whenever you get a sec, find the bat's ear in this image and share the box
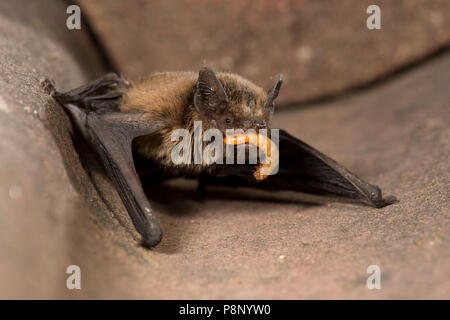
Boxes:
[264,75,284,118]
[194,67,228,119]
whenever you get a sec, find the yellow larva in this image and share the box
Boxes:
[223,132,279,181]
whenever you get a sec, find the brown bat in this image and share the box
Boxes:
[41,68,396,248]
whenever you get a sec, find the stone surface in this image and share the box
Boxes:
[78,0,450,106]
[0,0,106,79]
[0,0,113,299]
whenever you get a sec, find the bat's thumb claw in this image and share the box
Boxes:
[140,226,163,248]
[40,77,56,96]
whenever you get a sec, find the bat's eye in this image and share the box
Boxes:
[225,118,233,124]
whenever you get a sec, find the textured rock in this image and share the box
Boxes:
[78,0,450,106]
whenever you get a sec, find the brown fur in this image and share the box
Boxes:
[120,71,270,175]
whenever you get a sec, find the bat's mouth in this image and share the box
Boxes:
[223,132,279,181]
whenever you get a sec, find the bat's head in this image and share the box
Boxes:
[193,67,283,135]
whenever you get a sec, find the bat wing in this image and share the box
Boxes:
[204,129,396,208]
[42,75,166,247]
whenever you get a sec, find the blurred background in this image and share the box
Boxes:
[0,0,448,299]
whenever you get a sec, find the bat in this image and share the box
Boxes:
[41,68,396,248]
